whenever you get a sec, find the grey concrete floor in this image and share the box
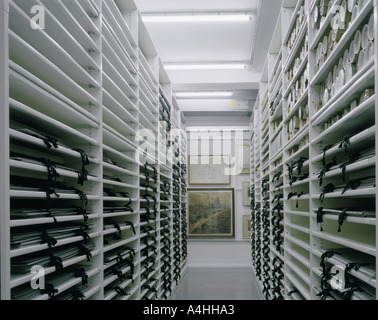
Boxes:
[171,268,263,300]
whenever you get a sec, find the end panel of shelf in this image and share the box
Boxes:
[375,0,378,300]
[0,0,10,300]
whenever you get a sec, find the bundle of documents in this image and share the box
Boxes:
[11,207,92,220]
[12,243,95,274]
[319,248,376,280]
[11,266,92,300]
[11,222,94,249]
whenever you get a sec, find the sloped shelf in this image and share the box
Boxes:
[285,90,308,124]
[311,0,374,82]
[312,95,375,143]
[9,230,102,258]
[33,267,102,301]
[63,0,100,35]
[9,32,98,110]
[10,249,101,288]
[312,230,376,257]
[10,1,100,87]
[283,0,306,46]
[9,159,99,183]
[312,125,376,163]
[9,128,101,164]
[285,262,311,299]
[283,25,308,76]
[310,210,376,227]
[311,61,375,123]
[309,0,343,50]
[9,71,100,131]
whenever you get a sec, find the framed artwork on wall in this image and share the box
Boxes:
[242,182,251,206]
[188,155,231,185]
[187,188,235,239]
[236,144,250,174]
[242,215,251,239]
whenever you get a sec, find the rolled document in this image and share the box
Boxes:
[351,4,358,22]
[357,49,365,72]
[361,24,369,50]
[354,29,361,54]
[368,14,374,40]
[347,0,356,13]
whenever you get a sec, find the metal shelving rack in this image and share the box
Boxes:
[0,0,187,300]
[250,0,377,300]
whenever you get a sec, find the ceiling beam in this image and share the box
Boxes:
[178,99,255,111]
[166,69,261,91]
[248,0,262,66]
[250,0,283,71]
[172,82,259,91]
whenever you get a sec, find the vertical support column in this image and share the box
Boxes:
[94,0,104,300]
[307,0,316,301]
[0,0,10,300]
[374,0,378,301]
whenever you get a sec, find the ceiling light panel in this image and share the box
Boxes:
[165,63,248,70]
[141,13,254,23]
[175,91,234,98]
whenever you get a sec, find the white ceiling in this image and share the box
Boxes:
[134,0,283,123]
[134,0,260,13]
[141,22,254,63]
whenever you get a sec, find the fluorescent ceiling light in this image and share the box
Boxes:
[175,91,234,98]
[165,63,248,70]
[142,13,254,23]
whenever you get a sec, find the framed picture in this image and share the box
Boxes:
[236,144,250,174]
[242,215,251,239]
[242,182,251,206]
[188,155,231,185]
[187,189,235,239]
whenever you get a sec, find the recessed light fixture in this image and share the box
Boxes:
[165,63,248,70]
[175,91,234,98]
[141,13,254,23]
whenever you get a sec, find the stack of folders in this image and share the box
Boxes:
[104,207,133,214]
[49,284,89,300]
[10,180,80,193]
[104,247,135,268]
[16,128,95,160]
[11,243,95,274]
[316,208,375,218]
[317,248,376,300]
[336,176,375,193]
[321,248,376,280]
[11,265,92,300]
[10,222,95,249]
[11,208,92,220]
[11,153,88,175]
[322,148,375,174]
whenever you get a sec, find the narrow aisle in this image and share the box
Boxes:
[172,268,263,300]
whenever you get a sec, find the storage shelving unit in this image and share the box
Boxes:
[250,0,377,300]
[0,0,187,300]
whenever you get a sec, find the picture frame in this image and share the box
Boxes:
[242,182,251,206]
[236,144,250,174]
[188,155,231,185]
[187,188,235,239]
[242,215,251,239]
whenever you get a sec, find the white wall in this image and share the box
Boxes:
[186,128,252,268]
[188,241,252,268]
[184,114,251,127]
